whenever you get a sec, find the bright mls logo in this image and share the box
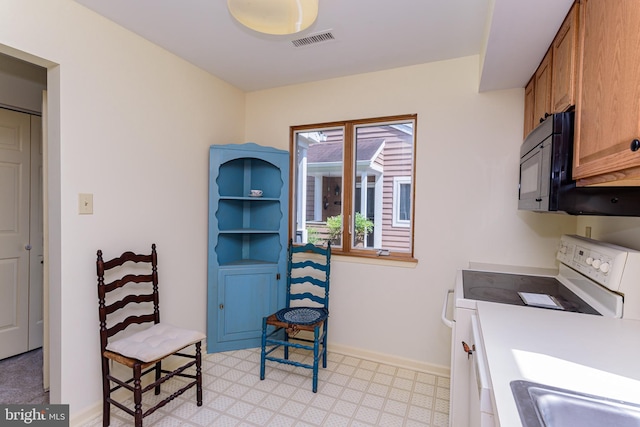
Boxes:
[0,405,68,426]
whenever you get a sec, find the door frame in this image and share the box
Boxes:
[0,47,60,401]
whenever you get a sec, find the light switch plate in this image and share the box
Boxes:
[78,193,93,215]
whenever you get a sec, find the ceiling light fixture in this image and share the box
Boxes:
[227,0,319,35]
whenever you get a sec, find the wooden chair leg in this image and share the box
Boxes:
[101,357,110,427]
[133,364,143,427]
[260,317,267,380]
[196,342,203,406]
[154,361,162,395]
[322,323,328,368]
[312,325,320,393]
[284,330,290,360]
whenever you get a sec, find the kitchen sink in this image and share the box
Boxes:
[510,380,640,427]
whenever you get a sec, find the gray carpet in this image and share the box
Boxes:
[0,348,49,404]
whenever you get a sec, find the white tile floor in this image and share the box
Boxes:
[82,347,450,426]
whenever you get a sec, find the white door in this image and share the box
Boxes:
[0,108,34,360]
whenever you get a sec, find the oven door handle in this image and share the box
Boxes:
[441,289,454,328]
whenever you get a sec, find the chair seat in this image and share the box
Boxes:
[105,323,206,363]
[274,307,328,325]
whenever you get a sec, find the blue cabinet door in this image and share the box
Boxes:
[210,264,278,352]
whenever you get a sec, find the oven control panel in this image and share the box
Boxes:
[557,235,631,290]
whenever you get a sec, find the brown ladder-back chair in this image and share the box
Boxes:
[96,244,205,427]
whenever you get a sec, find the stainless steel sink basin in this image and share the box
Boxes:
[511,380,640,427]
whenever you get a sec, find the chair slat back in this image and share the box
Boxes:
[286,241,331,309]
[96,244,160,352]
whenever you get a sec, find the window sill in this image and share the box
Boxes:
[331,253,418,268]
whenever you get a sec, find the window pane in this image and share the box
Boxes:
[400,183,411,221]
[293,129,344,247]
[354,122,414,252]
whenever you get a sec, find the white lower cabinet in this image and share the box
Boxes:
[449,306,496,427]
[449,306,472,427]
[469,315,496,427]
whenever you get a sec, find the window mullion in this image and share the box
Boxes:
[342,123,355,252]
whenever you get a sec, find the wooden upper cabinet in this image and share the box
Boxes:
[523,77,535,138]
[523,2,580,139]
[551,2,580,112]
[533,49,553,126]
[574,0,640,185]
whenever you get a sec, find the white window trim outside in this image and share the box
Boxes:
[393,176,411,228]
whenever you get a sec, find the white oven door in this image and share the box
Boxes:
[469,314,495,427]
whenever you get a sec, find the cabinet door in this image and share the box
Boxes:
[450,307,474,427]
[574,0,640,184]
[523,77,535,138]
[211,265,278,352]
[534,49,553,125]
[552,2,579,113]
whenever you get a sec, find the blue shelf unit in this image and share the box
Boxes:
[207,143,289,353]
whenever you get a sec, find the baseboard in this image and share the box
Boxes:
[327,343,451,377]
[70,400,103,427]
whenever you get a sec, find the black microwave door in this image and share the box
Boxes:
[519,138,551,211]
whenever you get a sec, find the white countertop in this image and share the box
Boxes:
[476,301,640,426]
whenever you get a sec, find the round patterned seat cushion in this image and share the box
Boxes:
[274,307,328,325]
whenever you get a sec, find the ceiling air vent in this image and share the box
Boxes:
[291,31,335,48]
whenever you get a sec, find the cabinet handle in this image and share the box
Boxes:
[219,304,224,310]
[462,341,475,359]
[631,139,640,152]
[535,198,543,202]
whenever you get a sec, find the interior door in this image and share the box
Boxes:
[0,108,31,360]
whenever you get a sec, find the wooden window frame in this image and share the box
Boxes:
[289,114,417,262]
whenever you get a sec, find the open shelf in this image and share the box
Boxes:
[216,199,282,232]
[217,157,283,199]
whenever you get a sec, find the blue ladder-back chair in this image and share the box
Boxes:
[260,240,331,392]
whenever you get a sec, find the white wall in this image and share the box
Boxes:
[577,217,640,250]
[245,55,578,370]
[0,0,245,421]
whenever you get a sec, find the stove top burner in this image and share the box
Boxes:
[462,270,600,315]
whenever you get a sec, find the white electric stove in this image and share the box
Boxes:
[442,234,640,427]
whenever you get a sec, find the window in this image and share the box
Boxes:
[393,176,411,227]
[291,114,416,260]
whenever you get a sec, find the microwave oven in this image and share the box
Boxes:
[518,112,640,216]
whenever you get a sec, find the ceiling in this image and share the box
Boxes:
[74,0,574,92]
